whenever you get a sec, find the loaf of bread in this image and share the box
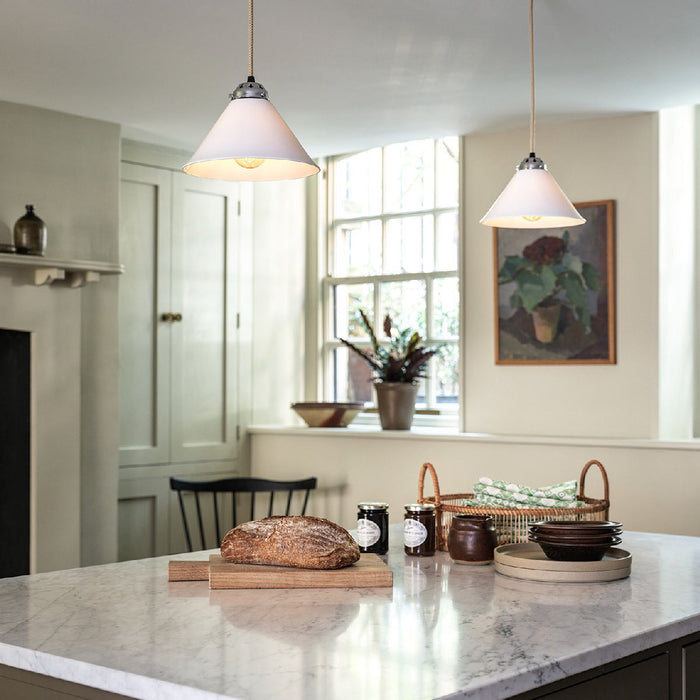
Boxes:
[220,516,360,570]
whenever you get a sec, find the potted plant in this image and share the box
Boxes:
[338,309,442,430]
[497,231,600,343]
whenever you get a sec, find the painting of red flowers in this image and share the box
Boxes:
[493,200,615,364]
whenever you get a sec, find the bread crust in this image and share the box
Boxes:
[220,516,361,569]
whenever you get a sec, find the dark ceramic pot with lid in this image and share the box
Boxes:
[447,514,498,565]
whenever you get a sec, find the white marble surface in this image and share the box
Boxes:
[0,527,699,700]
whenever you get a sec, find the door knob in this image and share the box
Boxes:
[161,312,174,322]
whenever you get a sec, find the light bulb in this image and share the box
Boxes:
[522,215,542,222]
[235,157,265,169]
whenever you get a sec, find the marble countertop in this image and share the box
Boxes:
[0,527,699,700]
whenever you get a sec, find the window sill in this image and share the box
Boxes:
[247,425,700,451]
[352,411,459,430]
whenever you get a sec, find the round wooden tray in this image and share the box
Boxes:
[494,543,632,582]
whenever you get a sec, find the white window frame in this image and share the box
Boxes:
[320,138,461,428]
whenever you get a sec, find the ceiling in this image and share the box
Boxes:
[1,0,699,159]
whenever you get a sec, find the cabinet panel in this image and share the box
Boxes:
[117,496,157,561]
[118,165,171,466]
[684,640,700,699]
[118,152,252,559]
[118,462,240,558]
[170,174,238,463]
[535,652,669,699]
[119,165,239,467]
[0,664,131,699]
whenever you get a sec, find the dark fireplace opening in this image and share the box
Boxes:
[0,329,30,577]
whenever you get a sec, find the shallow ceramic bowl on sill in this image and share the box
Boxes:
[291,402,365,428]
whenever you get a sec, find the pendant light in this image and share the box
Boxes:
[183,0,319,182]
[480,0,584,228]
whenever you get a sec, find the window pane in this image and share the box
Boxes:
[434,344,459,406]
[385,215,434,274]
[435,211,459,272]
[433,277,459,338]
[384,140,435,213]
[332,347,374,403]
[333,220,382,276]
[327,136,460,415]
[381,280,426,335]
[414,376,427,408]
[436,137,459,208]
[333,149,382,219]
[333,284,374,338]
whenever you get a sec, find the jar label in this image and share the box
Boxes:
[357,519,381,547]
[404,519,428,547]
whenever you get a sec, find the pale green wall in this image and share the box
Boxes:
[1,101,692,564]
[0,100,121,568]
[0,100,119,261]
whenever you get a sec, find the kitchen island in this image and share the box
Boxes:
[0,527,698,700]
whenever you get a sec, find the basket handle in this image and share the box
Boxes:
[418,462,442,507]
[579,459,610,519]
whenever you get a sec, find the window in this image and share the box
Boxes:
[322,137,460,418]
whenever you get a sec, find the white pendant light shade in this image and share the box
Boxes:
[480,163,585,229]
[183,0,318,182]
[480,0,584,229]
[183,95,319,182]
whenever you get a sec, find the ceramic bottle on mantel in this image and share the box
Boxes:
[13,204,47,256]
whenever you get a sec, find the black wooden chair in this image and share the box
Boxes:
[169,476,318,552]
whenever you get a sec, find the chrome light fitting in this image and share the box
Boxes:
[183,0,319,182]
[480,0,584,228]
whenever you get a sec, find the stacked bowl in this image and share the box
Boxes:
[528,520,623,561]
[291,402,365,428]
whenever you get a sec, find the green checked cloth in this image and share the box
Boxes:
[468,477,585,509]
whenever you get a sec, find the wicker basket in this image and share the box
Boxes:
[417,460,610,550]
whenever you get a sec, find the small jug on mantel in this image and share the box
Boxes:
[13,204,47,256]
[447,514,498,565]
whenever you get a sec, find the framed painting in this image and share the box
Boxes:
[493,200,616,364]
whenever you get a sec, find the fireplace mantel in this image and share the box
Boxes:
[0,252,123,287]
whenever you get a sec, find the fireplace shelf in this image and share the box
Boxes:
[0,253,124,287]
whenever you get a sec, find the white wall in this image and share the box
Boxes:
[658,106,698,439]
[0,100,120,569]
[250,179,308,424]
[250,113,700,539]
[463,113,659,438]
[250,429,700,538]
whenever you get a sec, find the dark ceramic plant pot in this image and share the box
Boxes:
[374,382,418,430]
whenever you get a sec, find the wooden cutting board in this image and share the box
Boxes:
[168,553,393,589]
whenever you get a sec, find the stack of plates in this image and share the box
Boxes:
[494,543,632,582]
[528,520,623,562]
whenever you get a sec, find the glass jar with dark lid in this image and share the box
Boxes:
[357,502,389,554]
[404,503,436,556]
